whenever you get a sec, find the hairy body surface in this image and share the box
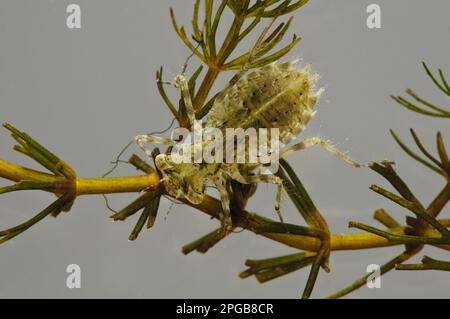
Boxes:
[136,60,361,232]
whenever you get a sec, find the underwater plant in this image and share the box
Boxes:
[0,1,448,298]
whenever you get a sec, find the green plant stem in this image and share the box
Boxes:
[349,221,448,245]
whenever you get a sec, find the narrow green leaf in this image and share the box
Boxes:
[422,62,450,96]
[254,256,315,283]
[302,246,325,299]
[0,180,57,195]
[438,69,450,94]
[227,17,294,69]
[436,132,449,166]
[326,251,412,298]
[129,208,152,241]
[156,67,180,122]
[110,191,157,221]
[146,193,161,229]
[254,221,325,238]
[170,8,206,63]
[248,35,301,69]
[237,15,262,42]
[192,0,202,42]
[370,185,450,238]
[182,228,227,254]
[196,91,220,119]
[391,95,450,118]
[0,192,74,243]
[281,165,315,211]
[188,65,204,97]
[390,129,443,175]
[409,128,444,169]
[4,123,76,179]
[405,89,450,115]
[263,0,309,18]
[210,0,229,59]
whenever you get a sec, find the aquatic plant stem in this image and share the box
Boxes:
[2,158,448,253]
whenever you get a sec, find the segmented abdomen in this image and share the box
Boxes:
[205,60,320,145]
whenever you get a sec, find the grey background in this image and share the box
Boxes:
[0,0,449,298]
